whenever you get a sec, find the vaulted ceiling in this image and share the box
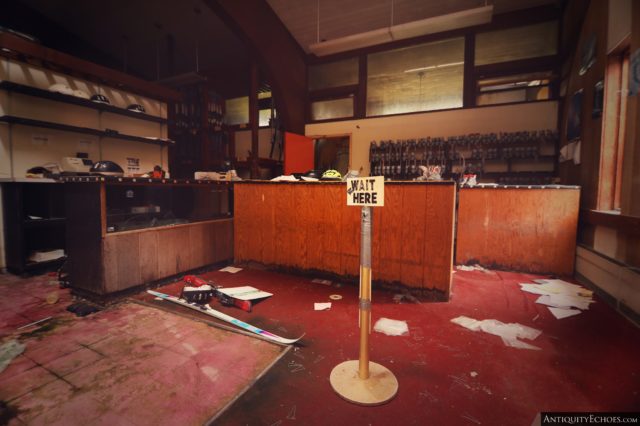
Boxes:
[7,0,559,84]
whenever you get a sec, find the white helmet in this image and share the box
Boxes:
[48,83,74,96]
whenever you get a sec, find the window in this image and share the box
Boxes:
[225,96,248,125]
[599,50,629,211]
[367,37,464,116]
[225,92,276,127]
[475,21,558,66]
[476,71,554,106]
[311,97,354,121]
[308,58,359,91]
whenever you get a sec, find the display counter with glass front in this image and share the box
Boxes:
[63,176,233,298]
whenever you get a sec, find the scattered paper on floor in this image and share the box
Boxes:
[519,279,594,318]
[0,340,26,373]
[548,307,581,319]
[218,286,272,301]
[374,318,409,336]
[314,302,331,311]
[456,264,489,272]
[451,316,541,350]
[219,266,242,273]
[311,278,332,286]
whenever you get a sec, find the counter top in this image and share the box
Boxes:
[60,176,231,186]
[234,179,456,186]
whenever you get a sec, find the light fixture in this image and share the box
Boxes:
[309,5,493,57]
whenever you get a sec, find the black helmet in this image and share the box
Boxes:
[127,103,145,113]
[303,169,323,179]
[91,94,110,104]
[90,161,124,177]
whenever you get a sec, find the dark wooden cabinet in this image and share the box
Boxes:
[1,180,66,274]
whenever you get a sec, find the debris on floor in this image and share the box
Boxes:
[392,289,421,304]
[0,340,25,373]
[16,316,53,331]
[374,318,409,336]
[66,302,101,317]
[314,302,331,311]
[451,316,542,350]
[311,278,332,286]
[219,266,243,273]
[519,279,594,318]
[218,286,273,301]
[456,264,490,272]
[329,294,342,300]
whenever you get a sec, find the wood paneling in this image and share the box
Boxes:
[100,219,233,294]
[456,188,580,275]
[234,182,456,295]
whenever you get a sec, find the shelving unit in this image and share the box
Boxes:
[0,81,168,124]
[0,116,174,146]
[168,83,229,179]
[1,180,66,274]
[369,130,558,184]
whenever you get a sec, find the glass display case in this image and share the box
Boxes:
[105,183,230,233]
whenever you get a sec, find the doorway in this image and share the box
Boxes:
[313,136,350,175]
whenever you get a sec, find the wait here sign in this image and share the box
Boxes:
[346,176,384,207]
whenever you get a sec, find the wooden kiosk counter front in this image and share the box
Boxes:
[234,181,456,299]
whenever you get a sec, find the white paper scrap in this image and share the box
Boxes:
[270,175,298,182]
[219,266,243,273]
[314,302,331,311]
[451,316,541,350]
[311,278,332,286]
[548,307,582,319]
[301,176,318,182]
[218,286,272,301]
[374,318,409,336]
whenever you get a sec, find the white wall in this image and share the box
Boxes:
[305,101,559,175]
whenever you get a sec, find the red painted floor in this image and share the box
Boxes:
[138,266,640,426]
[2,267,639,425]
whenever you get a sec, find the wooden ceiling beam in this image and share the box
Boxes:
[204,0,307,134]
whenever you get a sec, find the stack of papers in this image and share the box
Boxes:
[519,279,594,319]
[218,286,272,301]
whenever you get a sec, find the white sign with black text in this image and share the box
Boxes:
[346,176,384,207]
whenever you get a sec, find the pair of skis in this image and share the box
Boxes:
[147,290,303,345]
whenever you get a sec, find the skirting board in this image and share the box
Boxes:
[575,245,640,326]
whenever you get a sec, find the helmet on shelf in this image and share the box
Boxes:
[48,83,74,96]
[321,169,342,181]
[90,161,124,177]
[90,94,110,104]
[72,89,90,99]
[127,103,145,113]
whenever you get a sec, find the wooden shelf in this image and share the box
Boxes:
[0,81,167,124]
[23,218,66,228]
[0,115,174,146]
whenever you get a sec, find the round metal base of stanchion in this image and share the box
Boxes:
[330,360,398,406]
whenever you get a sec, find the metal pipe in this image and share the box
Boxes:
[358,206,372,379]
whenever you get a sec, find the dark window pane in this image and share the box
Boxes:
[309,58,359,91]
[475,21,558,66]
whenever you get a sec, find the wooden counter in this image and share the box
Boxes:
[65,179,233,298]
[456,186,580,275]
[234,181,456,297]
